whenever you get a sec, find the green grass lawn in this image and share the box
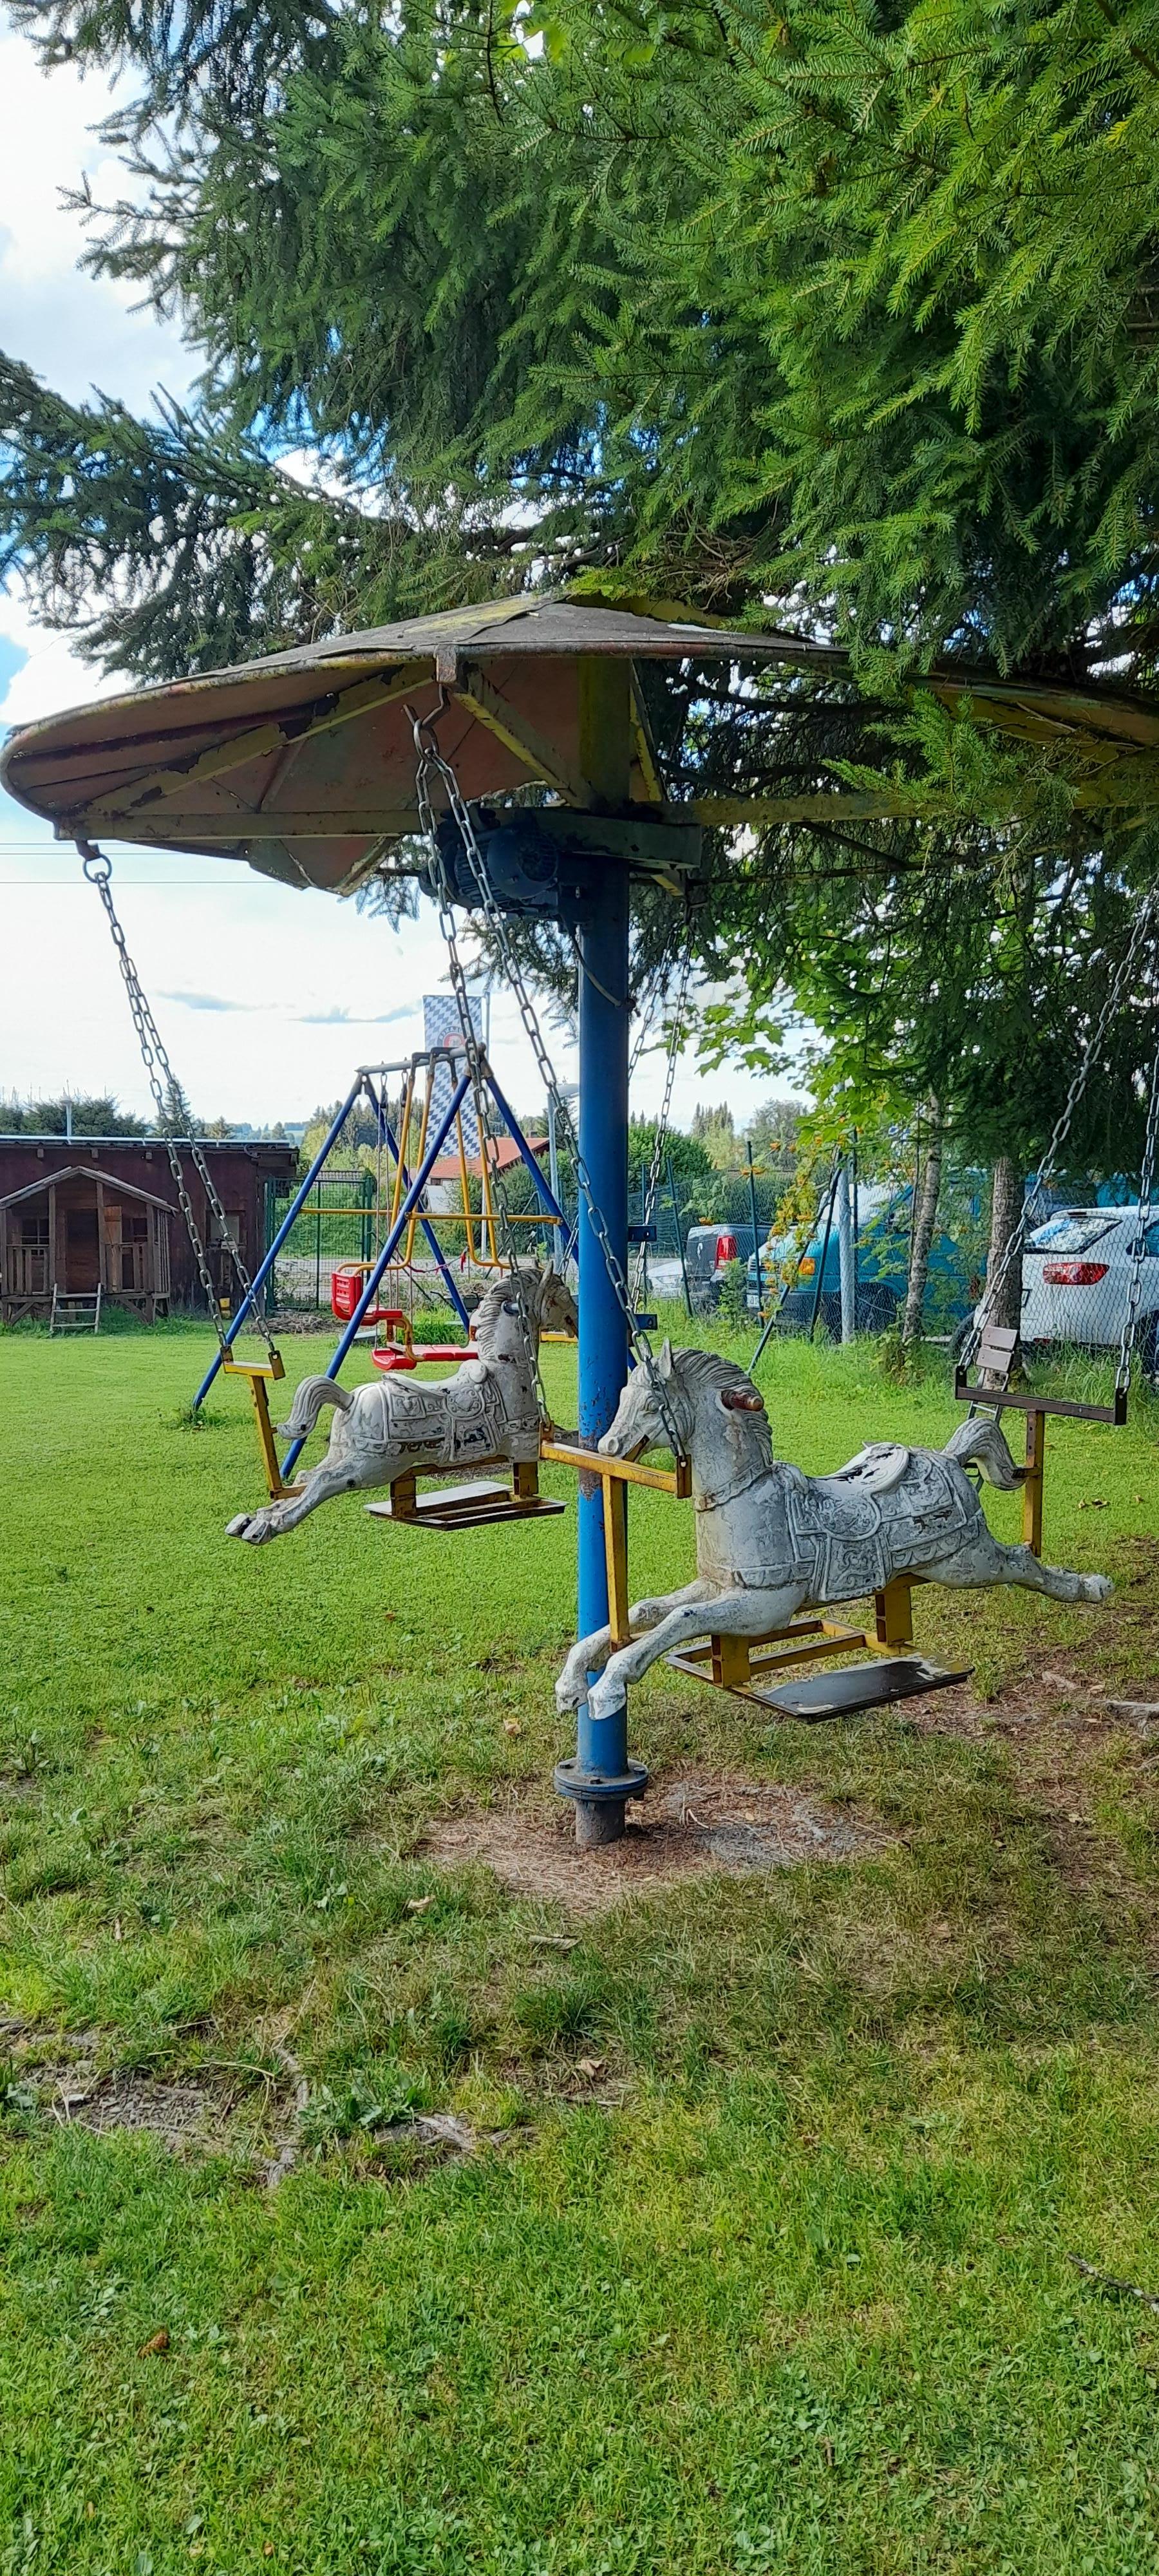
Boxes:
[3,1316,1159,2572]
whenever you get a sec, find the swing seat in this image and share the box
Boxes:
[760,1656,972,1721]
[365,1459,567,1528]
[332,1264,417,1332]
[370,1332,474,1370]
[331,1262,375,1322]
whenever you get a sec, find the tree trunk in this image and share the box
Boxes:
[982,1152,1024,1375]
[901,1110,943,1347]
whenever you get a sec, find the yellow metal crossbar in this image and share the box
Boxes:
[539,1437,692,1497]
[220,1350,296,1501]
[538,1439,693,1649]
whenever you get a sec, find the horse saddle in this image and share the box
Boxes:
[786,1445,973,1600]
[384,1365,508,1464]
[825,1441,912,1495]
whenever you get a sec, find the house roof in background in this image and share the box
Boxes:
[0,1163,177,1211]
[429,1135,549,1182]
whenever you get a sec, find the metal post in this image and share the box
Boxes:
[667,1152,693,1318]
[279,1071,471,1479]
[808,1160,840,1341]
[193,1074,366,1410]
[563,660,643,1849]
[837,1157,855,1343]
[746,1138,762,1314]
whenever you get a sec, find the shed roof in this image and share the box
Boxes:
[0,1164,177,1213]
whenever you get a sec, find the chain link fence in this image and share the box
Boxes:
[260,1155,1159,1397]
[265,1170,377,1312]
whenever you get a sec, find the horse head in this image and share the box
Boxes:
[473,1263,576,1361]
[598,1339,685,1461]
[532,1264,578,1340]
[599,1342,768,1470]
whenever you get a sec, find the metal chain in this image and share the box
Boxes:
[1116,956,1159,1393]
[628,962,664,1086]
[410,724,688,1461]
[630,927,693,1305]
[78,840,277,1358]
[963,892,1159,1374]
[411,759,550,1426]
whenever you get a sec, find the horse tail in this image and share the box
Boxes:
[942,1414,1019,1490]
[278,1376,353,1439]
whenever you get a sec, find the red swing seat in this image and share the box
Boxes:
[331,1265,471,1368]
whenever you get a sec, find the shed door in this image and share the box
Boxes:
[113,1204,150,1292]
[65,1205,99,1291]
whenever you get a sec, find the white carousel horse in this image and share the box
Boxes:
[227,1267,576,1545]
[556,1342,1111,1721]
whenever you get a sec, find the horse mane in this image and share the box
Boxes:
[671,1347,754,1399]
[471,1267,543,1354]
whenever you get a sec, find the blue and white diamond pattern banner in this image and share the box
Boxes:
[424,992,489,1155]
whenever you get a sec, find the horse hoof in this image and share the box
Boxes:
[1087,1573,1113,1602]
[587,1681,628,1724]
[555,1678,583,1714]
[225,1515,252,1539]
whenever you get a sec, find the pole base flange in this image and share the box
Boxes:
[554,1757,648,1806]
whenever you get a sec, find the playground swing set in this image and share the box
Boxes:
[326,1038,581,1372]
[6,597,1153,1844]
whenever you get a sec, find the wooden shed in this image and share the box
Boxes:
[0,1164,174,1326]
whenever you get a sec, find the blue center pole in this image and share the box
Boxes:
[552,660,644,1846]
[556,855,647,1844]
[577,858,629,1651]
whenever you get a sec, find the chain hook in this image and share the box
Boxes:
[77,837,112,887]
[406,692,448,764]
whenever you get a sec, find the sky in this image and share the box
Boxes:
[0,26,797,1135]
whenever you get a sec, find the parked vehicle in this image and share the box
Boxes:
[746,1183,975,1337]
[1020,1206,1159,1372]
[684,1221,759,1312]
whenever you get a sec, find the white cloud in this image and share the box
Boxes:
[158,988,265,1015]
[0,31,196,413]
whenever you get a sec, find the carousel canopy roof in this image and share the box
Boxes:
[3,592,1159,893]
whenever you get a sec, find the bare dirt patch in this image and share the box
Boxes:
[7,2036,299,2166]
[14,2057,238,2146]
[421,1771,887,1914]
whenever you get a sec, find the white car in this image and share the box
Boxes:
[1020,1206,1159,1374]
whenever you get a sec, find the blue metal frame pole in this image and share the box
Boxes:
[363,1077,472,1329]
[563,855,645,1845]
[576,862,630,1646]
[279,1070,471,1479]
[482,1066,567,1227]
[551,660,643,1847]
[192,1073,366,1411]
